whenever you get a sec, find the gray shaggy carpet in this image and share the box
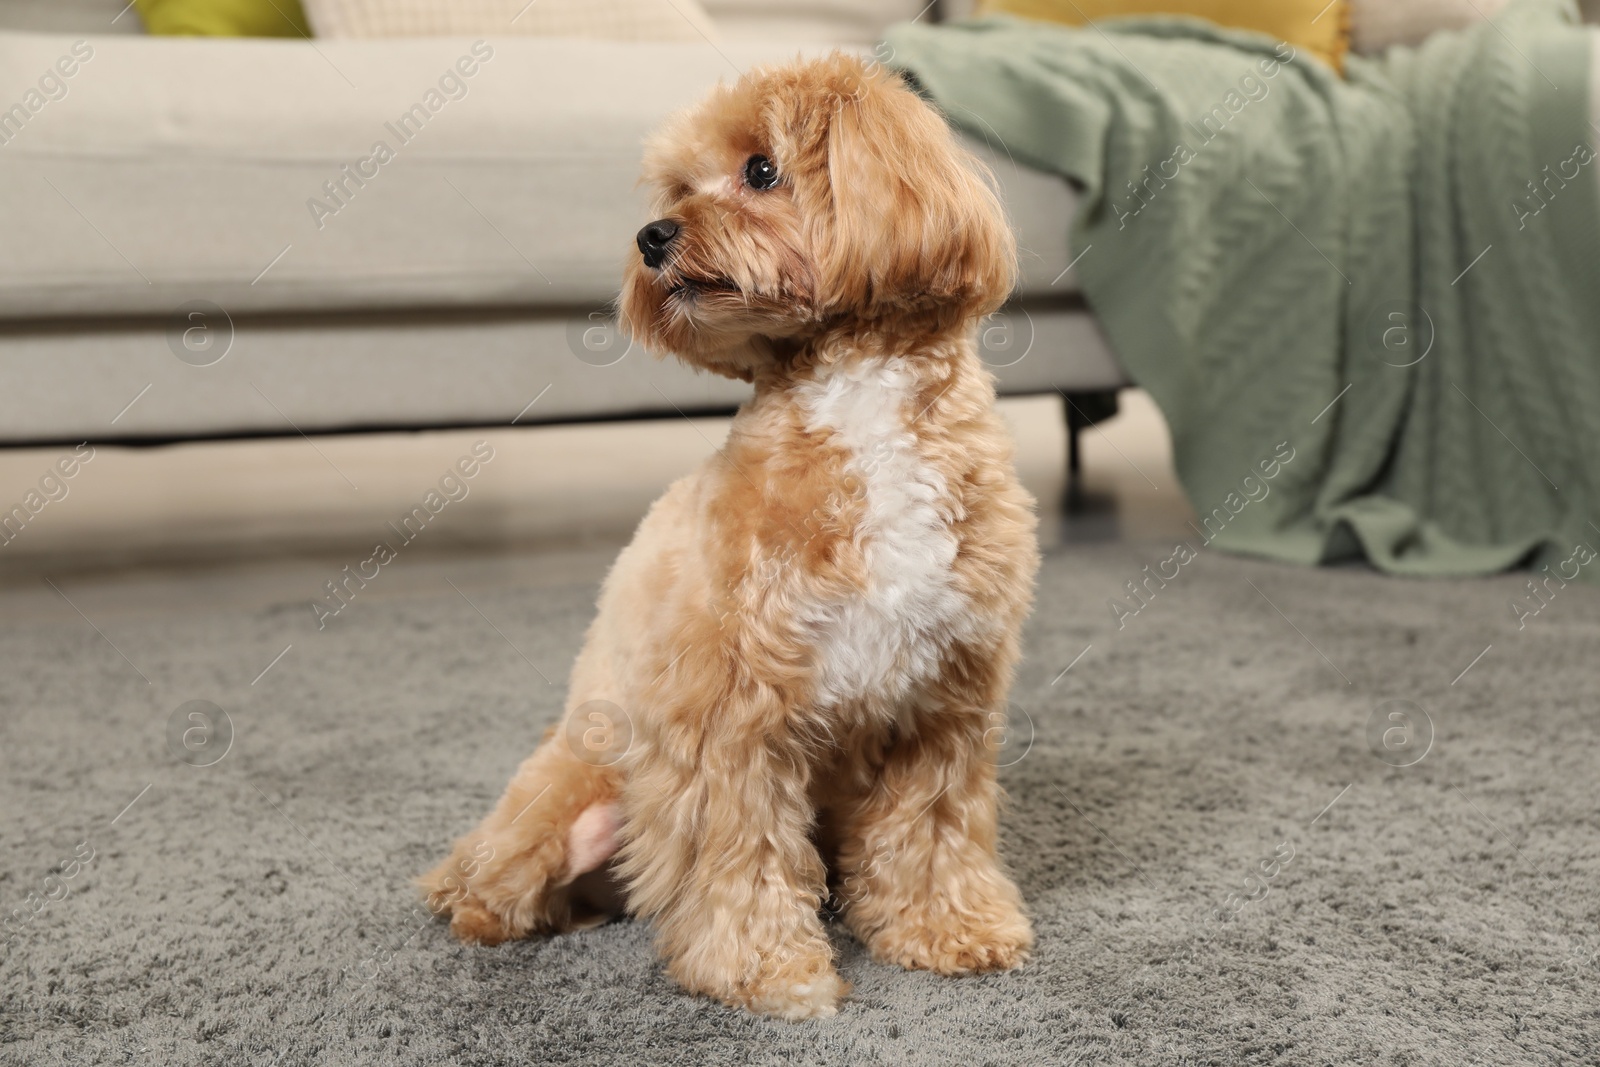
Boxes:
[2,541,1597,1066]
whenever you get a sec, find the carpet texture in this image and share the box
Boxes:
[2,542,1597,1065]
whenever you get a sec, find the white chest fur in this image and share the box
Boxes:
[793,359,974,709]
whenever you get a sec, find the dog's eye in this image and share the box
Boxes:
[744,154,780,190]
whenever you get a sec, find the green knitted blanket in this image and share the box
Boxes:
[887,0,1600,582]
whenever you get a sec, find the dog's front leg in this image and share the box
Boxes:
[834,701,1033,976]
[619,710,844,1020]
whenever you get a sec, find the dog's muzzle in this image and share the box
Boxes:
[636,219,679,270]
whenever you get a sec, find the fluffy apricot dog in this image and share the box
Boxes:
[422,53,1039,1020]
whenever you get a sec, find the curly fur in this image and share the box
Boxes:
[421,53,1040,1020]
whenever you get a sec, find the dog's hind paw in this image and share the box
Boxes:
[439,895,520,946]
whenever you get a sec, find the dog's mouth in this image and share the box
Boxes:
[666,276,740,298]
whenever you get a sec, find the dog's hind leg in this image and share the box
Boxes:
[419,726,622,944]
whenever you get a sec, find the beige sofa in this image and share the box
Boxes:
[0,0,1125,445]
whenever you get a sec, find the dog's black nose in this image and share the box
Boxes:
[636,219,679,269]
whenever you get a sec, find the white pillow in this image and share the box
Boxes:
[1349,0,1512,54]
[303,0,721,42]
[701,0,933,44]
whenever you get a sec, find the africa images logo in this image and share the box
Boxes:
[0,41,94,149]
[306,42,494,231]
[309,441,496,629]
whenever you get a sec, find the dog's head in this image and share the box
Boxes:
[619,54,1017,381]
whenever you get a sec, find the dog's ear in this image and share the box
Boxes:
[813,67,1017,324]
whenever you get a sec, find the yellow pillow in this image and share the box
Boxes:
[135,0,312,36]
[975,0,1350,72]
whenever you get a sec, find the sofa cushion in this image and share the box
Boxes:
[702,0,933,43]
[1348,0,1511,54]
[0,0,144,33]
[0,32,1079,322]
[301,0,721,42]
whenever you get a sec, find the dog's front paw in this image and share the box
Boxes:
[738,967,850,1021]
[674,940,848,1020]
[862,907,1033,976]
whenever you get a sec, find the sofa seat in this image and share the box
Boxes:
[0,29,1119,442]
[0,32,1085,322]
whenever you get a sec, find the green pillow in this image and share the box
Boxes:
[134,0,311,36]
